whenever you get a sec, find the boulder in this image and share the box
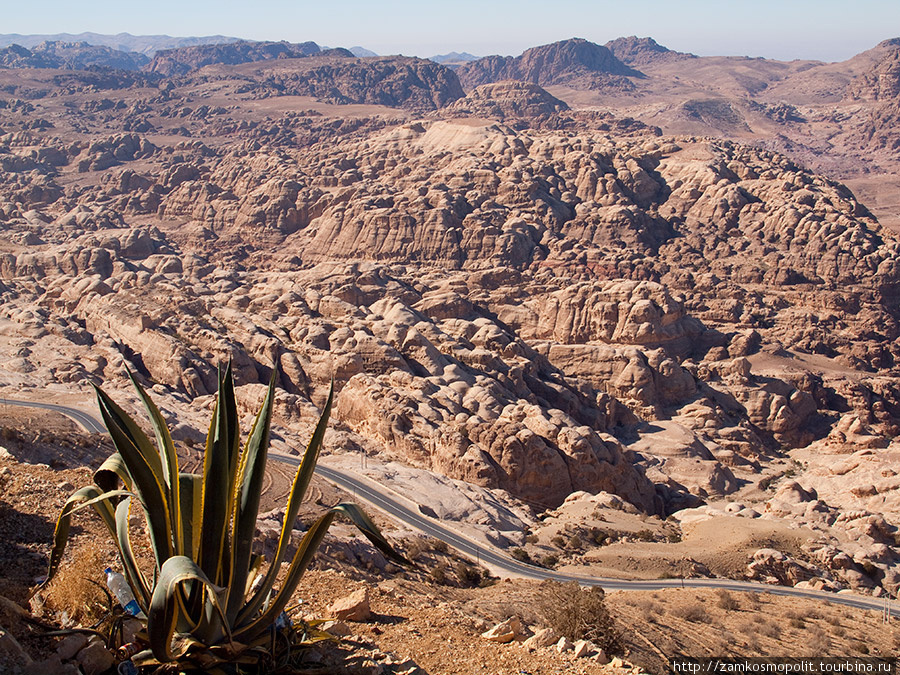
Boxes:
[326,588,371,622]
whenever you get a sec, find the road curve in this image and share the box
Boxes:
[6,398,898,617]
[0,397,106,434]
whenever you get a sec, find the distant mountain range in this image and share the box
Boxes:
[430,51,479,64]
[0,32,240,56]
[0,41,150,71]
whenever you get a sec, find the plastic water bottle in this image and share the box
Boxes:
[105,568,146,619]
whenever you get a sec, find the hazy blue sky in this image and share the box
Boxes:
[3,0,898,62]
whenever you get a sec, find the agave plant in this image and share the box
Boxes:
[40,364,404,672]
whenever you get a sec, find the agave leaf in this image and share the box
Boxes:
[93,384,165,485]
[178,473,202,561]
[58,489,133,515]
[127,368,183,554]
[227,370,276,622]
[115,497,152,609]
[329,502,409,566]
[234,508,337,640]
[235,502,405,640]
[198,365,239,586]
[39,485,118,592]
[147,556,230,663]
[236,382,333,625]
[93,452,131,494]
[95,386,173,565]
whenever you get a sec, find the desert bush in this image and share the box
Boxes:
[41,365,405,672]
[405,536,431,560]
[566,534,583,550]
[673,603,710,623]
[536,581,621,654]
[524,533,538,544]
[510,548,531,563]
[430,562,448,585]
[455,562,482,587]
[634,529,655,542]
[808,627,830,653]
[541,554,559,568]
[715,589,740,611]
[786,609,805,628]
[550,535,566,549]
[746,593,763,610]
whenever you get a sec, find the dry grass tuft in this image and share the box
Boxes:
[43,542,108,624]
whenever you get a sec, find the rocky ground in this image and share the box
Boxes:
[0,33,900,673]
[0,411,898,674]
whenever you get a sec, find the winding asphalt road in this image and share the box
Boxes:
[6,396,898,617]
[0,397,106,434]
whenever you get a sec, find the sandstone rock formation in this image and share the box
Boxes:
[456,38,641,91]
[604,36,696,66]
[0,41,150,70]
[444,82,569,120]
[0,43,899,548]
[146,39,325,76]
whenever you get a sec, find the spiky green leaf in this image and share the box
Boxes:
[127,368,183,554]
[147,556,229,663]
[227,370,276,621]
[236,382,333,625]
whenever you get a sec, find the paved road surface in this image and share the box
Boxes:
[7,397,898,617]
[0,397,105,434]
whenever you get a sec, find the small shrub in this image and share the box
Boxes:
[667,530,683,543]
[634,529,655,542]
[747,593,763,610]
[525,534,539,544]
[430,562,448,584]
[510,548,531,563]
[550,535,566,549]
[541,554,559,568]
[455,562,482,587]
[786,609,805,628]
[566,534,583,550]
[716,589,740,611]
[431,539,449,554]
[809,627,830,653]
[406,536,430,560]
[673,603,710,623]
[536,581,621,654]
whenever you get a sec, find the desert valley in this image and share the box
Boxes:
[0,30,898,674]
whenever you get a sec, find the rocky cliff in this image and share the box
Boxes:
[456,38,641,91]
[146,40,326,76]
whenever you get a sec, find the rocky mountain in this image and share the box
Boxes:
[145,40,327,77]
[349,46,378,58]
[604,36,695,66]
[444,81,569,120]
[0,32,240,56]
[0,41,149,70]
[455,38,641,91]
[211,55,465,111]
[845,40,900,101]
